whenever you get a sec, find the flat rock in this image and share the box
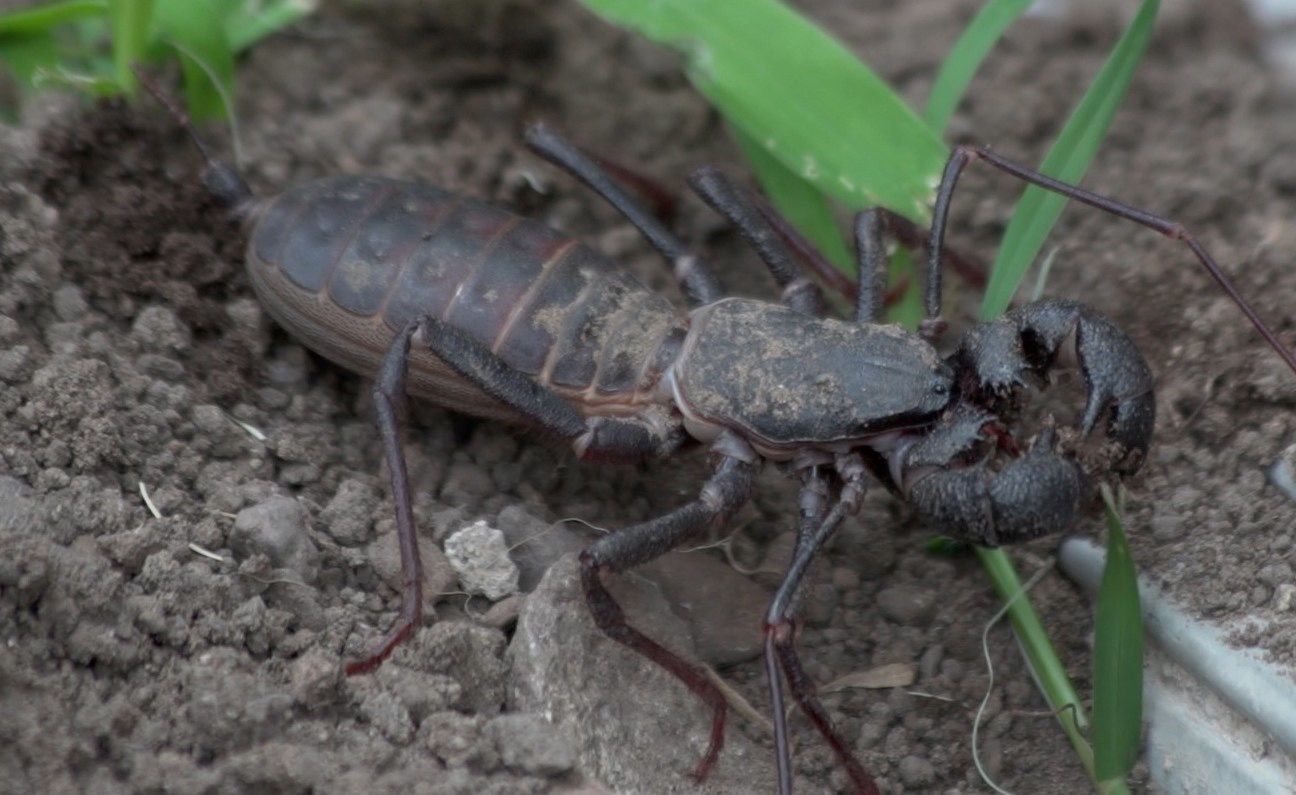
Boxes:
[508,555,775,794]
[642,551,769,667]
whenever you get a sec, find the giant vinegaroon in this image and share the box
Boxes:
[138,71,1296,795]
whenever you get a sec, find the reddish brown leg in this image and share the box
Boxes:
[346,322,426,675]
[749,195,987,312]
[348,316,686,674]
[688,166,827,317]
[581,453,757,780]
[526,124,725,306]
[582,149,680,225]
[765,458,878,795]
[928,144,1296,376]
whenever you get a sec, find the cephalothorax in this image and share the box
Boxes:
[140,71,1296,795]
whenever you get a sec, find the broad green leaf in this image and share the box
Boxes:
[109,0,153,93]
[732,124,853,273]
[0,30,60,86]
[0,0,106,35]
[924,0,1035,133]
[579,0,947,221]
[885,246,923,327]
[981,0,1159,319]
[1093,486,1143,785]
[226,0,314,53]
[154,0,235,120]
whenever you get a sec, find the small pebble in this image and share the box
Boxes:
[876,584,938,626]
[897,755,936,788]
[319,479,377,547]
[1275,583,1296,611]
[358,689,414,746]
[1268,443,1296,503]
[290,651,339,710]
[0,346,32,382]
[229,496,320,584]
[52,284,88,321]
[486,713,575,777]
[444,520,519,601]
[131,305,191,353]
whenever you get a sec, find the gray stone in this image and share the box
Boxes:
[52,284,87,321]
[358,688,414,746]
[131,305,191,353]
[365,530,457,615]
[229,496,320,585]
[319,479,377,547]
[642,550,769,666]
[897,754,936,788]
[0,345,32,383]
[444,520,520,600]
[408,621,508,715]
[485,713,576,777]
[0,476,41,533]
[508,555,774,793]
[423,712,491,769]
[289,650,339,711]
[496,505,584,591]
[876,584,938,626]
[381,668,462,723]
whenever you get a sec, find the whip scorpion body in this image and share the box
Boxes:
[141,71,1296,794]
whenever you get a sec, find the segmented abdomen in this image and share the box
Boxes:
[245,175,684,417]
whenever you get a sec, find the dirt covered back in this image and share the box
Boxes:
[2,1,1296,793]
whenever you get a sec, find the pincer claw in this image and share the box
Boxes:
[905,429,1088,546]
[902,299,1155,544]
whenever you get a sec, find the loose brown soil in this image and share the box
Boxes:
[3,1,1296,793]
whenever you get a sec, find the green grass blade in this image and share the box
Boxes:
[976,548,1092,734]
[0,1,106,35]
[225,0,314,53]
[1093,486,1143,787]
[731,124,853,273]
[578,0,947,221]
[885,247,923,327]
[924,0,1035,133]
[31,67,119,95]
[0,29,60,86]
[108,0,152,94]
[980,0,1158,319]
[964,6,1157,791]
[154,0,235,120]
[733,122,925,326]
